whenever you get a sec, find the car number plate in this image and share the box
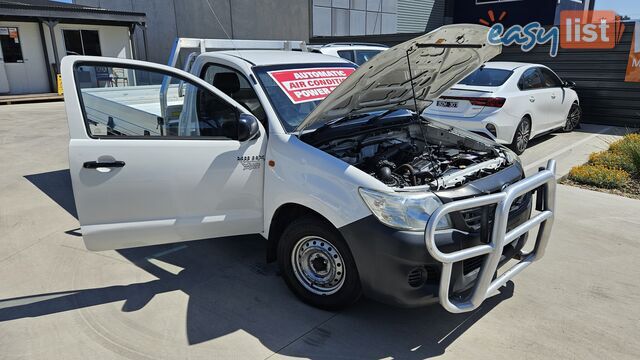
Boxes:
[437,100,458,108]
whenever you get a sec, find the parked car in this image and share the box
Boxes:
[60,24,557,312]
[423,62,581,154]
[310,42,388,65]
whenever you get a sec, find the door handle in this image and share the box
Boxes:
[551,94,557,99]
[529,96,536,103]
[83,160,125,169]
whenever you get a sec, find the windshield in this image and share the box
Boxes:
[253,63,357,132]
[458,67,513,87]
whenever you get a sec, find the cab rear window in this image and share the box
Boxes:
[458,68,513,87]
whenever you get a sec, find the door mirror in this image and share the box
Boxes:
[238,113,260,142]
[563,81,576,89]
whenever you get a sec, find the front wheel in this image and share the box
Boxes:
[563,103,581,132]
[277,216,362,310]
[509,117,531,155]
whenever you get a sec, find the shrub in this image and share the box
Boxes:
[588,151,635,173]
[568,165,630,189]
[609,133,640,154]
[609,134,640,176]
[621,142,640,176]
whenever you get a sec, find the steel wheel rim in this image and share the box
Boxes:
[516,120,530,153]
[291,236,346,295]
[565,105,581,130]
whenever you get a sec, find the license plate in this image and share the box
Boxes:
[437,100,458,108]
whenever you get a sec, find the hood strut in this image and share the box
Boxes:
[406,48,433,160]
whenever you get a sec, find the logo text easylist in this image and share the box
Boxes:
[488,10,624,57]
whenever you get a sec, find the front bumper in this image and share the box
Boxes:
[339,161,556,310]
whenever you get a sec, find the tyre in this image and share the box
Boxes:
[509,117,531,155]
[277,215,362,310]
[562,103,581,132]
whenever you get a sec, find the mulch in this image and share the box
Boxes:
[560,177,640,200]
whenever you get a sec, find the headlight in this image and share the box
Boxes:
[359,188,451,231]
[503,147,521,166]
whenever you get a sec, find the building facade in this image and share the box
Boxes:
[74,0,311,64]
[74,0,452,63]
[453,0,596,28]
[311,0,448,37]
[0,0,144,95]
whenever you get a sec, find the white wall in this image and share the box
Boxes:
[0,21,49,94]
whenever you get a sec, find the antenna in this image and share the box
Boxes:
[205,0,239,54]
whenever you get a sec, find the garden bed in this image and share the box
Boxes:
[560,133,640,199]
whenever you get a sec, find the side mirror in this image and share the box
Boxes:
[563,81,576,89]
[238,113,260,142]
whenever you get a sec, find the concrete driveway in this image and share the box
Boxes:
[1,102,638,359]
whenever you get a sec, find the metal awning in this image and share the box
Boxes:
[0,0,145,25]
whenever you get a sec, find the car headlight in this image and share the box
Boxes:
[359,188,451,231]
[503,147,521,166]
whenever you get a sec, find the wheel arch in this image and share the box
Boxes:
[266,203,339,263]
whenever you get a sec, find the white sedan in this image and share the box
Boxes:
[423,62,581,154]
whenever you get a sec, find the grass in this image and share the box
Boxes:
[566,133,640,196]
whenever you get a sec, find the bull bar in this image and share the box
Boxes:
[425,160,557,313]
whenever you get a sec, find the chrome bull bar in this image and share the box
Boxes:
[425,160,557,313]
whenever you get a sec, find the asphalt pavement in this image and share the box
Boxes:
[1,102,638,359]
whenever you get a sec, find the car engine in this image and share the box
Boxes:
[316,124,509,190]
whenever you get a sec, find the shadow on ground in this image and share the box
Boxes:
[7,169,515,359]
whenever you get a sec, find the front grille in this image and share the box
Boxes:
[463,255,484,275]
[460,205,495,230]
[459,193,531,230]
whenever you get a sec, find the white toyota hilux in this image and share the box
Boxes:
[62,24,556,312]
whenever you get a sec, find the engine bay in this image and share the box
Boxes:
[313,121,512,190]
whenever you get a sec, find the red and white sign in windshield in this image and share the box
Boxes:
[267,67,355,104]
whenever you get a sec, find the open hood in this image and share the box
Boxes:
[296,24,501,132]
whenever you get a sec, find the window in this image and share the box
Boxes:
[519,68,544,90]
[201,64,266,124]
[354,50,382,65]
[74,63,240,139]
[0,27,23,63]
[459,68,513,86]
[337,50,355,62]
[540,68,563,88]
[63,30,102,56]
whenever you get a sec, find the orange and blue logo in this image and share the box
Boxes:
[488,10,627,58]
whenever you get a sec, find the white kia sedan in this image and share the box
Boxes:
[423,62,581,154]
[310,43,388,65]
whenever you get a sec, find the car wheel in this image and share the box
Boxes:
[509,117,531,155]
[563,103,581,132]
[277,215,362,310]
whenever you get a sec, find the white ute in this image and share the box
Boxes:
[62,24,557,312]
